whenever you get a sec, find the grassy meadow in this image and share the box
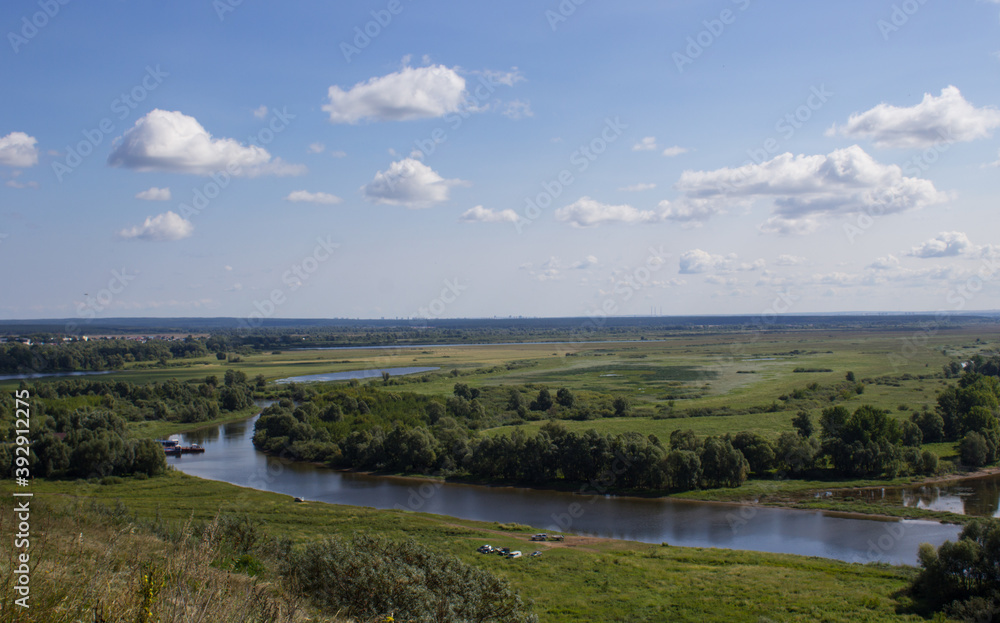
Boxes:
[7,471,945,623]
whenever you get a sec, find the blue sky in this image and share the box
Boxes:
[2,0,1000,322]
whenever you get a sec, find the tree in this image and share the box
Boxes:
[775,432,817,475]
[901,420,923,447]
[216,351,227,361]
[530,388,553,412]
[506,389,525,411]
[382,371,391,385]
[912,409,945,443]
[555,388,576,408]
[699,438,749,488]
[730,432,775,474]
[961,431,990,468]
[453,383,473,400]
[846,371,856,382]
[664,450,701,491]
[792,411,813,438]
[612,396,631,417]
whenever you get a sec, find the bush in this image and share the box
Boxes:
[289,533,536,623]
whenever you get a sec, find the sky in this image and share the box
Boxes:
[2,1,1000,323]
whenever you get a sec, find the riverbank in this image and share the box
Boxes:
[22,471,939,623]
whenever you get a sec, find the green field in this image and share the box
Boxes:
[14,472,942,623]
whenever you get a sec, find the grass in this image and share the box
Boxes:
[15,471,946,623]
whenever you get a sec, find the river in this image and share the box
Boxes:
[166,414,963,566]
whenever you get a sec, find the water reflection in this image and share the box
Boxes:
[166,414,962,565]
[836,475,1000,518]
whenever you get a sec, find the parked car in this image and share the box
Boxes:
[476,544,495,554]
[497,547,510,556]
[507,551,522,559]
[530,533,548,541]
[529,551,542,557]
[548,535,565,541]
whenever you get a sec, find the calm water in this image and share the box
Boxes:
[274,366,440,384]
[835,476,1000,518]
[166,414,962,565]
[0,370,111,381]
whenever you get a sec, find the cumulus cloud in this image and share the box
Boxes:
[868,254,900,270]
[135,187,171,201]
[458,205,519,223]
[362,158,463,208]
[662,145,689,157]
[117,211,193,241]
[555,197,659,227]
[307,142,325,154]
[632,137,657,151]
[252,105,268,119]
[775,254,805,266]
[619,183,656,192]
[323,65,467,124]
[907,231,977,258]
[285,190,342,205]
[669,145,947,233]
[108,110,304,177]
[0,132,39,167]
[828,86,1000,148]
[679,250,765,274]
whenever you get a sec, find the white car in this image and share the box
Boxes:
[506,550,522,559]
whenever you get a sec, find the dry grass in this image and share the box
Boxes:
[0,499,337,623]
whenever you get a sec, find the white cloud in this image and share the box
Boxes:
[907,231,977,258]
[458,205,519,223]
[775,254,805,266]
[619,183,656,192]
[828,86,1000,148]
[867,254,900,270]
[0,132,39,167]
[330,150,347,158]
[555,197,658,227]
[502,99,533,120]
[362,158,462,208]
[632,137,657,152]
[135,187,171,201]
[679,250,765,274]
[323,65,467,124]
[252,105,268,119]
[117,211,193,241]
[570,255,598,269]
[669,145,947,233]
[108,109,305,177]
[472,68,525,87]
[307,142,325,154]
[285,190,343,205]
[662,145,689,157]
